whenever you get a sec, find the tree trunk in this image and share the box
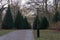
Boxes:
[54,0,58,12]
[45,0,47,14]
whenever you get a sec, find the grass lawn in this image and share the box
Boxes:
[0,30,15,36]
[33,30,60,40]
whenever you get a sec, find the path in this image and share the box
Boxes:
[0,30,34,40]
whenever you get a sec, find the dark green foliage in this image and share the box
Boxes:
[15,11,31,29]
[15,10,24,29]
[2,5,14,29]
[33,15,40,29]
[23,17,31,29]
[53,11,60,22]
[40,16,49,29]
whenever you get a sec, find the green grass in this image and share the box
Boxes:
[0,30,15,36]
[33,30,60,40]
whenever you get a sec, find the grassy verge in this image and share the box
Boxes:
[0,30,15,36]
[33,30,60,40]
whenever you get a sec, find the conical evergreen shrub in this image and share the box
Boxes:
[33,15,40,30]
[53,11,59,22]
[24,17,31,29]
[2,5,14,29]
[15,10,25,29]
[40,16,49,29]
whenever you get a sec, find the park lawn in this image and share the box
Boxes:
[0,30,15,36]
[33,30,60,40]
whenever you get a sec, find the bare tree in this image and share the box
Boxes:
[42,0,44,12]
[54,0,59,12]
[0,0,8,25]
[10,0,20,22]
[45,0,48,14]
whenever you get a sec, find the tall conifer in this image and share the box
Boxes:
[15,10,24,29]
[2,5,14,29]
[33,15,40,29]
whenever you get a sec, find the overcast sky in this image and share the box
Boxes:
[21,0,53,5]
[0,0,53,8]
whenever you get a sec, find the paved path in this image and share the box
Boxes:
[0,30,34,40]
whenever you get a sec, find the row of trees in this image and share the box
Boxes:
[2,5,31,29]
[33,15,49,29]
[1,5,60,29]
[2,5,58,29]
[33,10,60,29]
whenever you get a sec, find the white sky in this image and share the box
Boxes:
[0,0,53,7]
[21,0,29,5]
[48,0,53,5]
[21,0,53,5]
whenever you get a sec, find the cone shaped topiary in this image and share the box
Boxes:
[53,11,59,22]
[40,16,49,29]
[15,10,25,29]
[24,16,31,29]
[2,5,14,29]
[33,15,40,30]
